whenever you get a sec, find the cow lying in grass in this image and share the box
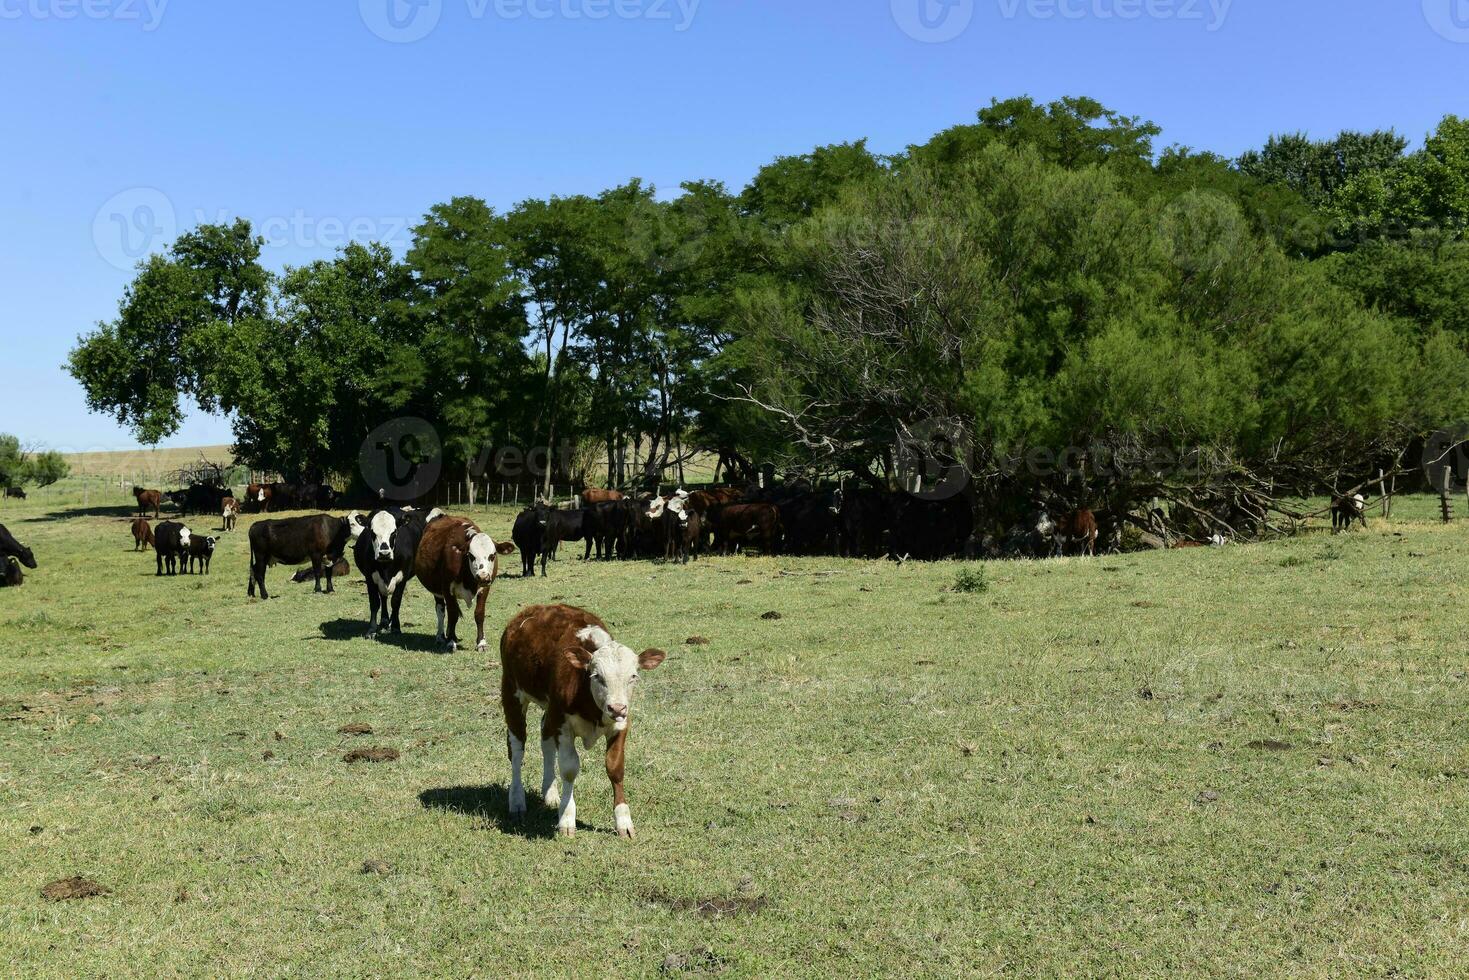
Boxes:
[2,556,22,587]
[500,604,667,838]
[414,514,514,652]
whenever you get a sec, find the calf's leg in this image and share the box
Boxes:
[434,598,447,646]
[555,729,580,837]
[474,589,489,652]
[540,715,560,809]
[606,728,635,839]
[504,683,529,820]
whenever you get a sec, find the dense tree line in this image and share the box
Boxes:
[70,96,1469,526]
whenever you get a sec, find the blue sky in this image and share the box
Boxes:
[2,0,1465,450]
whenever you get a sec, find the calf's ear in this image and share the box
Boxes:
[497,541,516,555]
[638,648,668,671]
[563,647,594,671]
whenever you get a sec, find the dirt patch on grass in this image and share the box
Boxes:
[760,611,783,621]
[338,723,374,736]
[647,889,768,921]
[1247,740,1294,752]
[41,877,110,901]
[343,747,399,764]
[686,636,711,646]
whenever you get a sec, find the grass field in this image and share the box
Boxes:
[1,487,1467,976]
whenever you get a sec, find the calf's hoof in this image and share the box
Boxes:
[615,804,635,839]
[477,640,488,652]
[557,822,576,838]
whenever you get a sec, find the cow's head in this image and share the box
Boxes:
[645,496,668,520]
[202,536,218,554]
[465,529,513,582]
[179,526,192,547]
[569,626,667,733]
[257,488,267,503]
[666,495,690,525]
[11,544,36,570]
[369,511,399,561]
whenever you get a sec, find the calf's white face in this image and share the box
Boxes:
[370,512,398,560]
[573,626,666,732]
[179,527,192,547]
[466,531,497,581]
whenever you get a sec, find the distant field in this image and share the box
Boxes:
[60,446,236,481]
[1,493,1466,975]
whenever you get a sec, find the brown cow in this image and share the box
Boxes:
[1054,509,1099,557]
[131,518,154,552]
[413,515,515,652]
[132,486,162,519]
[580,487,624,505]
[500,604,668,838]
[245,484,273,513]
[710,502,781,555]
[221,497,238,532]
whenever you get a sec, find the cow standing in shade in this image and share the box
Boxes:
[500,604,667,838]
[133,486,162,519]
[413,515,514,652]
[1332,493,1368,533]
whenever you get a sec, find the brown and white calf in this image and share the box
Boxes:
[221,497,238,532]
[1054,508,1099,557]
[500,604,667,838]
[413,515,515,652]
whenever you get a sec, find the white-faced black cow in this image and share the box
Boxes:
[500,604,668,838]
[153,521,192,576]
[353,507,439,639]
[1332,493,1368,533]
[183,533,219,574]
[413,515,514,652]
[247,514,355,599]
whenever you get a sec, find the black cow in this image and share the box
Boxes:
[183,534,219,574]
[353,508,434,637]
[0,524,36,583]
[836,487,894,558]
[583,500,632,560]
[248,514,354,599]
[511,508,544,578]
[5,487,25,500]
[154,521,192,576]
[540,506,588,574]
[178,483,231,517]
[888,495,972,561]
[777,491,842,556]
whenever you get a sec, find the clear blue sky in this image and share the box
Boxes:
[2,0,1465,451]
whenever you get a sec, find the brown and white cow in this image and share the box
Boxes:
[500,604,668,838]
[132,486,162,519]
[131,517,154,552]
[245,483,273,514]
[1054,508,1100,557]
[413,515,515,652]
[221,497,238,532]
